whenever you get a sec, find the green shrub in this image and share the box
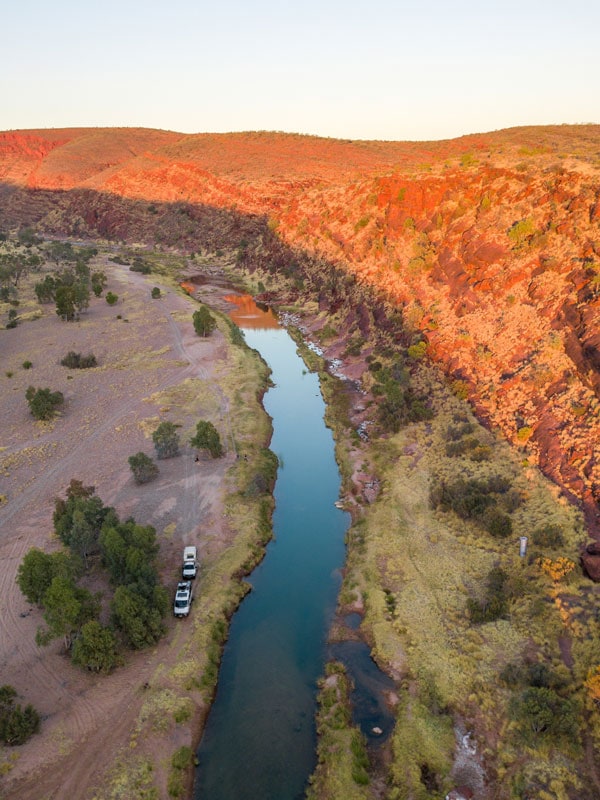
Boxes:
[171,746,193,771]
[60,351,97,369]
[500,662,526,688]
[345,336,365,357]
[350,729,370,785]
[167,770,185,798]
[71,621,119,673]
[507,218,536,248]
[192,306,216,337]
[22,360,32,369]
[190,420,223,458]
[130,259,151,274]
[354,216,370,232]
[25,386,64,420]
[407,340,427,360]
[152,421,180,459]
[105,291,118,305]
[128,452,159,484]
[0,686,40,745]
[90,270,107,297]
[483,508,513,538]
[151,287,161,299]
[511,686,579,741]
[532,524,565,549]
[468,567,509,624]
[445,422,476,441]
[245,449,279,497]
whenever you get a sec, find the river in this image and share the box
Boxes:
[194,295,349,799]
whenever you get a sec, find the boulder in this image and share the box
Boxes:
[446,788,474,800]
[581,551,600,582]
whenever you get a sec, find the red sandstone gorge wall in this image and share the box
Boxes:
[1,125,598,534]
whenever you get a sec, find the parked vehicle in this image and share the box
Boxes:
[182,545,197,579]
[173,581,193,617]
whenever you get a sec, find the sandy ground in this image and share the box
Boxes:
[0,261,237,798]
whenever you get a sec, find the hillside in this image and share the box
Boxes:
[1,124,599,544]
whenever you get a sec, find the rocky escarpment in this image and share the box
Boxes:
[0,125,598,538]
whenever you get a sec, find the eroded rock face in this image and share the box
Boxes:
[581,543,600,581]
[1,124,599,537]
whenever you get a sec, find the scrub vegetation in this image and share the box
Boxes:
[338,368,593,798]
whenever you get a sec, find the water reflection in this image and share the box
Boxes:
[224,294,279,330]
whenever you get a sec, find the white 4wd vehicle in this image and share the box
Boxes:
[182,546,197,579]
[173,581,193,617]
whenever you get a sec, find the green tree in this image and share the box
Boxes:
[99,519,160,587]
[0,686,40,746]
[190,420,223,458]
[34,274,58,303]
[46,241,76,265]
[25,386,64,420]
[91,270,107,296]
[55,284,76,320]
[152,421,180,459]
[53,486,110,560]
[192,306,217,337]
[17,548,78,605]
[71,620,119,673]
[0,251,40,289]
[513,686,579,740]
[37,575,99,651]
[98,524,128,584]
[53,270,90,320]
[111,585,165,649]
[72,279,90,314]
[128,451,159,484]
[69,508,98,568]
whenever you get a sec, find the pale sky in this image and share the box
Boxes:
[2,0,598,141]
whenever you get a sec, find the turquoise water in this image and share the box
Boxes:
[194,306,349,799]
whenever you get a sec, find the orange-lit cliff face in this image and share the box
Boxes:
[1,125,599,535]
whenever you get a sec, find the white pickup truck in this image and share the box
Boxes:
[182,546,197,579]
[173,581,193,617]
